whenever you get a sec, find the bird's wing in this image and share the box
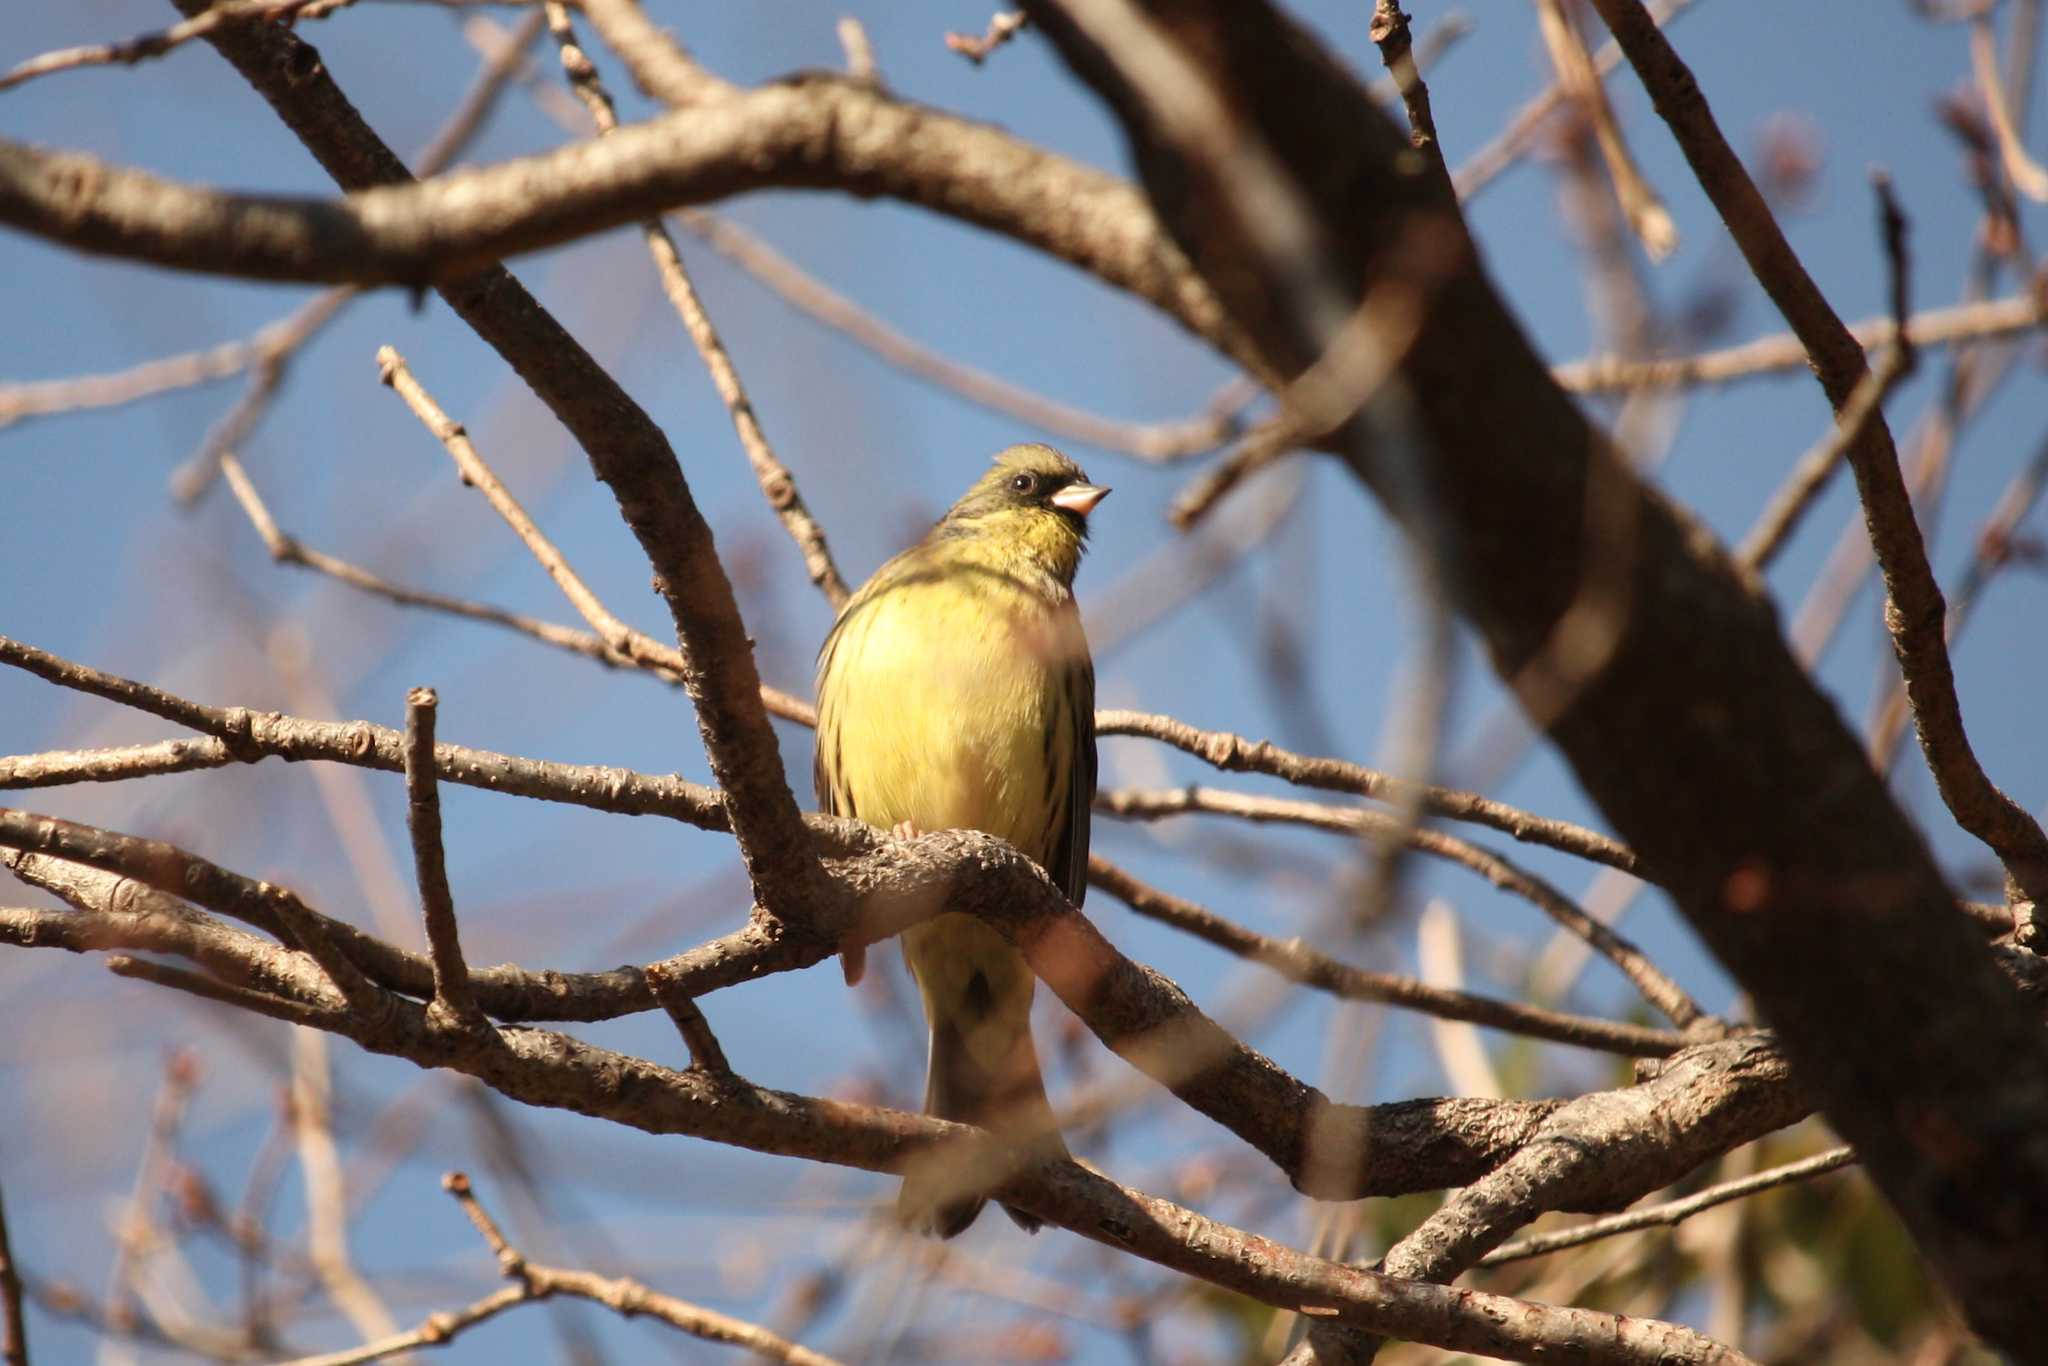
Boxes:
[1048,611,1096,908]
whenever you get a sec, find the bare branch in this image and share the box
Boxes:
[1089,857,1687,1056]
[0,80,1254,375]
[0,0,355,94]
[642,962,732,1075]
[1870,432,2048,771]
[1555,289,2046,392]
[370,345,827,923]
[1166,416,1302,528]
[947,11,1030,64]
[1738,174,1920,569]
[1368,1,1448,187]
[675,209,1259,461]
[1097,707,1640,873]
[1971,15,2048,200]
[1481,1146,1858,1265]
[1735,347,1914,569]
[218,454,674,683]
[403,688,489,1034]
[269,1286,526,1366]
[0,1180,26,1366]
[1452,0,1697,200]
[2,802,1595,1203]
[430,1174,843,1366]
[1589,0,2048,905]
[171,0,833,940]
[835,17,876,82]
[1534,0,1677,258]
[1096,784,1703,1029]
[572,0,736,106]
[10,873,1764,1364]
[543,5,848,607]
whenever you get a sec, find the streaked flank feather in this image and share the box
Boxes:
[814,443,1106,1237]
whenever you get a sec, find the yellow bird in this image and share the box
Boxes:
[814,443,1108,1237]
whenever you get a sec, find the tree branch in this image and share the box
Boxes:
[3,867,1763,1366]
[1089,856,1688,1056]
[1589,0,2048,907]
[165,0,832,937]
[1017,0,2048,1355]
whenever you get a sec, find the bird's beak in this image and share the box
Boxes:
[1051,483,1111,518]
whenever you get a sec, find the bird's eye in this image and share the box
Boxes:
[1010,473,1037,494]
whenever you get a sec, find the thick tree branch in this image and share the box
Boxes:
[1017,0,2048,1356]
[161,0,830,939]
[4,848,1761,1364]
[0,803,1701,1206]
[0,82,1254,377]
[1589,0,2048,910]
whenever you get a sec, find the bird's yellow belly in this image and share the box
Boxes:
[816,578,1075,1063]
[821,589,1067,860]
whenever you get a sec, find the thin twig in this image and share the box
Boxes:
[371,346,818,719]
[1480,1147,1858,1264]
[0,633,735,829]
[0,0,354,94]
[100,1053,199,1342]
[1869,432,2048,770]
[545,6,849,607]
[572,0,736,106]
[0,314,292,430]
[1590,0,2048,903]
[0,1181,27,1366]
[292,1031,406,1353]
[947,11,1030,64]
[218,454,680,683]
[1368,1,1449,188]
[403,688,487,1032]
[432,1174,844,1366]
[675,210,1260,461]
[1096,708,1641,873]
[1166,417,1302,529]
[264,881,387,1018]
[412,10,549,176]
[1971,16,2048,200]
[0,19,539,437]
[376,348,678,672]
[1552,290,2045,392]
[1452,0,1696,200]
[642,962,733,1074]
[1089,858,1687,1056]
[1095,784,1704,1029]
[1739,174,1919,569]
[836,17,877,82]
[1534,0,1677,258]
[1736,350,1913,569]
[170,17,541,502]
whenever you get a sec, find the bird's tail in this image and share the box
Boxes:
[899,919,1068,1237]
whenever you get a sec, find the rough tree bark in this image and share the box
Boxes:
[1018,1,2048,1357]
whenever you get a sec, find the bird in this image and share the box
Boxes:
[813,443,1108,1237]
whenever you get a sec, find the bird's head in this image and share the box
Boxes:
[934,444,1110,586]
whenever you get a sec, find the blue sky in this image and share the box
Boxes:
[3,2,2045,1362]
